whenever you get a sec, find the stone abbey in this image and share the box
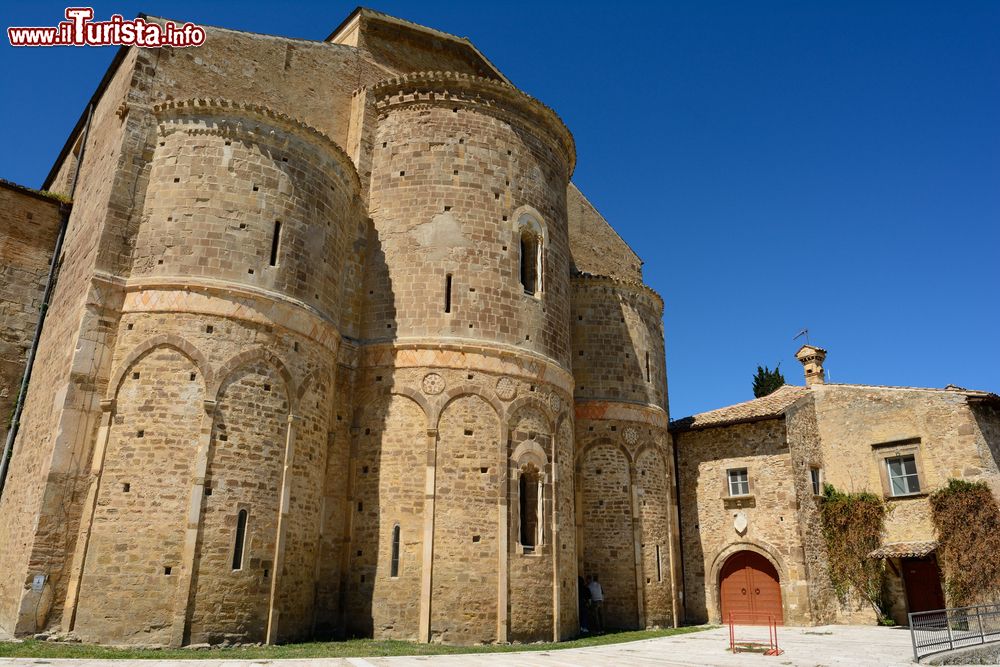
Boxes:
[1,7,997,648]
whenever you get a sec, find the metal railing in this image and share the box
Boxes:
[909,603,1000,662]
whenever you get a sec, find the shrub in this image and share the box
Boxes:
[929,479,1000,606]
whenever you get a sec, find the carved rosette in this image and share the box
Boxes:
[623,426,639,446]
[495,376,517,401]
[421,373,445,395]
[548,393,562,414]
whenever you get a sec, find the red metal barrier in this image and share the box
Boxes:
[728,612,784,656]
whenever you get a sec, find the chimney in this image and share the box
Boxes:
[795,344,827,386]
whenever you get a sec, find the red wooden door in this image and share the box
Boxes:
[902,556,945,613]
[720,551,783,625]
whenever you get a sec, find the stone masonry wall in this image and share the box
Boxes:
[0,185,61,448]
[675,418,811,625]
[0,46,141,637]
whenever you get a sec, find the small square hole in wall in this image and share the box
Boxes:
[219,434,228,442]
[464,429,473,436]
[472,535,481,543]
[598,500,604,507]
[264,569,269,578]
[282,157,288,162]
[357,550,362,557]
[610,426,617,432]
[204,486,212,496]
[459,138,464,144]
[337,415,342,421]
[480,467,489,473]
[132,372,140,379]
[157,259,163,265]
[362,466,369,474]
[357,502,363,512]
[494,193,500,199]
[579,351,584,356]
[453,107,458,113]
[225,140,231,146]
[507,150,512,155]
[122,482,130,493]
[529,385,536,392]
[588,426,594,431]
[596,468,602,475]
[467,373,474,380]
[382,142,387,148]
[206,325,214,333]
[239,223,247,229]
[468,323,473,328]
[248,268,254,275]
[173,177,180,183]
[360,574,365,583]
[502,245,508,251]
[293,341,298,352]
[399,171,405,177]
[253,185,259,192]
[578,315,583,321]
[525,335,530,341]
[376,376,383,382]
[453,170,459,175]
[387,323,393,329]
[164,566,172,576]
[136,430,144,438]
[444,206,451,211]
[159,141,165,147]
[502,216,508,222]
[127,323,134,330]
[365,428,371,435]
[263,383,271,391]
[167,216,173,222]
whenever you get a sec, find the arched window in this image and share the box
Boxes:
[517,214,545,297]
[390,524,401,577]
[232,509,248,570]
[519,464,541,551]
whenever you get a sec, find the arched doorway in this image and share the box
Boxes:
[719,550,783,625]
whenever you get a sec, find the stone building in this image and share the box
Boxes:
[672,345,1000,627]
[0,9,679,647]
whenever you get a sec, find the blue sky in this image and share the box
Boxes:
[2,1,997,418]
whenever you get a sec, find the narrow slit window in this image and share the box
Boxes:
[520,231,540,296]
[232,509,248,570]
[390,524,401,577]
[655,544,662,582]
[444,274,453,313]
[519,465,540,551]
[645,352,651,382]
[269,221,282,266]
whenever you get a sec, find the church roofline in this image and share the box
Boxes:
[326,7,511,84]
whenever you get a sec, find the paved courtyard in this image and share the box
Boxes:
[0,625,921,666]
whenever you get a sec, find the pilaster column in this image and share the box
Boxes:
[418,427,438,643]
[62,399,116,631]
[266,413,299,644]
[631,463,646,628]
[168,398,217,647]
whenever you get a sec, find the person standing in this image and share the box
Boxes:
[578,575,591,633]
[587,574,605,633]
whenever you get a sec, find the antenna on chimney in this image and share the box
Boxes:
[793,328,810,345]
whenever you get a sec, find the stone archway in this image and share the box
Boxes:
[718,550,783,625]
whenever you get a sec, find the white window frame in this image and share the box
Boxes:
[727,467,750,497]
[886,454,921,497]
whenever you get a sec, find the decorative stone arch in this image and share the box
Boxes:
[511,439,548,471]
[390,386,433,426]
[431,384,506,434]
[574,436,635,474]
[211,347,296,412]
[708,540,791,624]
[107,334,211,399]
[510,204,549,246]
[505,395,556,434]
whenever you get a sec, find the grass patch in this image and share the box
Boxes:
[0,626,711,660]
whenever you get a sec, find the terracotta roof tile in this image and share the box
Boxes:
[670,385,810,432]
[870,541,937,559]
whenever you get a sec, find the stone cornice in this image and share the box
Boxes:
[574,398,669,429]
[368,71,576,177]
[571,271,665,313]
[358,338,575,396]
[153,98,362,193]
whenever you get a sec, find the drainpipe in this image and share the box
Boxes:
[0,102,93,500]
